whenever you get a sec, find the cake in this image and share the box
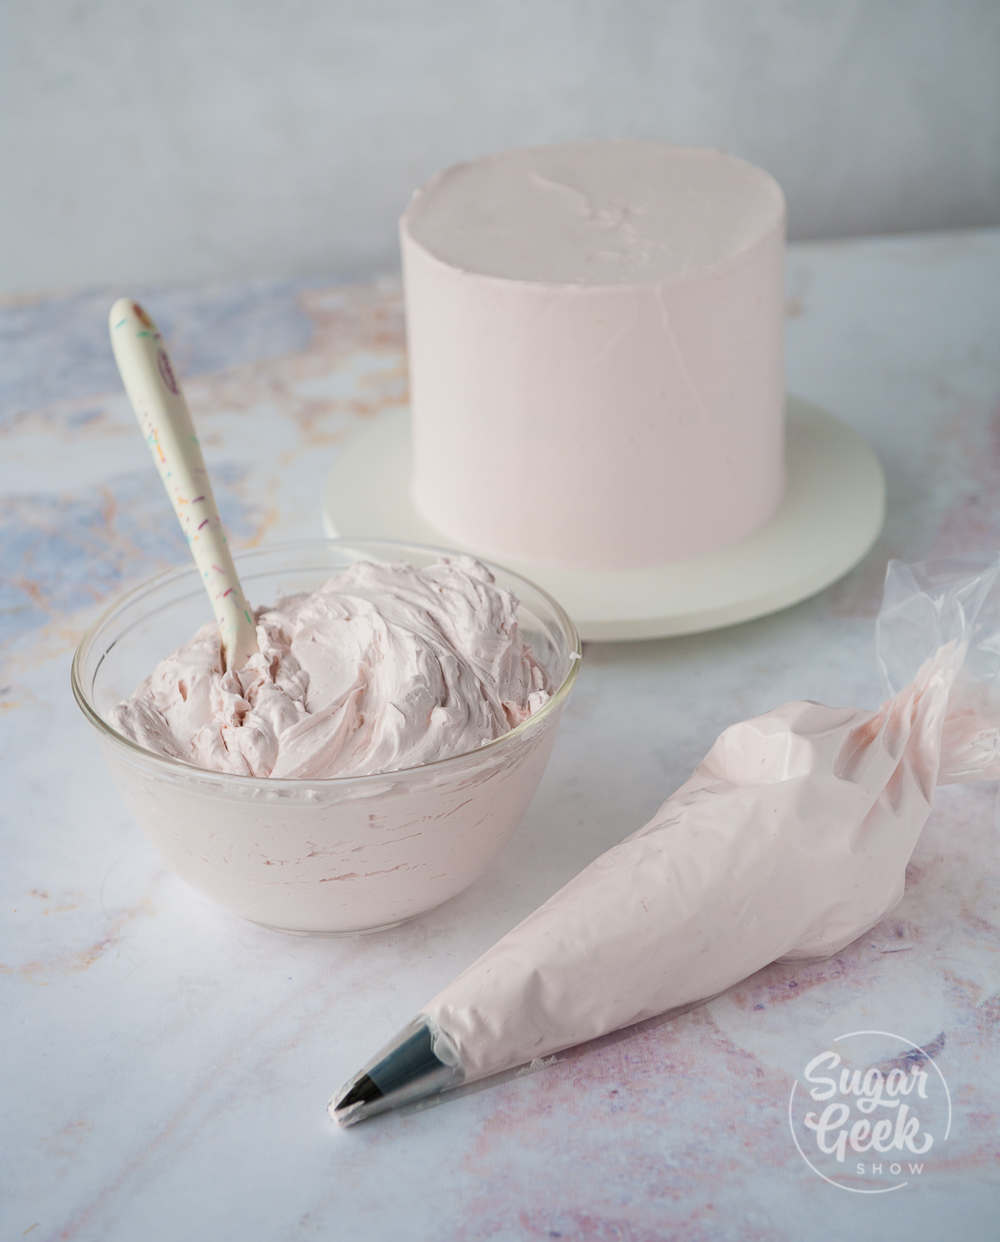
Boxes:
[400,141,787,570]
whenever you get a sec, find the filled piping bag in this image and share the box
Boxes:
[331,560,1000,1125]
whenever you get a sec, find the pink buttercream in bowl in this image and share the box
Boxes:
[72,540,580,934]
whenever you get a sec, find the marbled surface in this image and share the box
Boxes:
[2,232,999,1240]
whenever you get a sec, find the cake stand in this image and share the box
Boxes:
[321,397,885,642]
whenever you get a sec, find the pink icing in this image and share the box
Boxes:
[424,646,969,1081]
[111,557,549,779]
[402,141,786,570]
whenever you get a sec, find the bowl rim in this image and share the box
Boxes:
[71,536,582,788]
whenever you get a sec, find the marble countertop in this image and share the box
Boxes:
[2,231,998,1241]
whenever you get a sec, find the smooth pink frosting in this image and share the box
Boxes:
[111,558,549,779]
[402,141,786,569]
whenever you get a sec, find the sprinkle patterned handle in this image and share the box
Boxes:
[109,298,259,671]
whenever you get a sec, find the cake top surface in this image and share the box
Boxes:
[401,141,785,285]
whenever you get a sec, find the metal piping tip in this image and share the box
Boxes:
[330,1017,463,1127]
[336,1071,382,1111]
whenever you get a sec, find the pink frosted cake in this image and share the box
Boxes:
[400,141,787,570]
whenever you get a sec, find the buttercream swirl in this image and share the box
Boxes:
[111,557,549,778]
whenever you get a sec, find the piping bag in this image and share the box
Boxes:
[331,559,1000,1125]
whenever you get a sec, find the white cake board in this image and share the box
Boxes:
[321,397,885,642]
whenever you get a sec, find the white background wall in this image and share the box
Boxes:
[4,0,999,293]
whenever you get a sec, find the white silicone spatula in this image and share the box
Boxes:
[109,298,259,671]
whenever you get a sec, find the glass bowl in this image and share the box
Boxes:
[72,539,580,933]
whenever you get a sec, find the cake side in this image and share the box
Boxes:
[401,141,786,571]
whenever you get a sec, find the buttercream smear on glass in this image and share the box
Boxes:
[111,556,550,779]
[75,539,580,934]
